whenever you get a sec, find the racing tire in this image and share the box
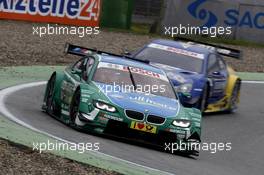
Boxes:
[226,81,241,113]
[46,75,61,116]
[197,84,209,113]
[69,89,85,129]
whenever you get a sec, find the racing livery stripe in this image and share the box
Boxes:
[148,43,205,59]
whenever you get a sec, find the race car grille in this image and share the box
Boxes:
[125,110,144,120]
[147,115,165,124]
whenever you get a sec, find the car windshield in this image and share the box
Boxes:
[93,62,177,99]
[135,44,204,73]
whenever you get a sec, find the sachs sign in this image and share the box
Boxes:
[0,0,101,26]
[188,0,264,29]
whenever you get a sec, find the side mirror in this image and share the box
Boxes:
[179,92,191,98]
[71,69,82,75]
[174,87,191,98]
[123,50,131,56]
[212,71,221,76]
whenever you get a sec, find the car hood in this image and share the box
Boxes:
[95,82,179,118]
[151,63,203,86]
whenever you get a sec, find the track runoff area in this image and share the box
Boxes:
[0,72,263,175]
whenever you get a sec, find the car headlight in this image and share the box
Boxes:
[172,119,191,128]
[178,83,192,93]
[94,101,116,112]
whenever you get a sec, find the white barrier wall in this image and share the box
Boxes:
[162,0,264,43]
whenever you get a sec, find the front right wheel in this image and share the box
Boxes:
[69,89,85,128]
[197,84,209,113]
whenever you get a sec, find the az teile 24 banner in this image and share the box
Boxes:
[0,0,101,26]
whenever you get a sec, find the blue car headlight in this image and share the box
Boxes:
[178,83,192,93]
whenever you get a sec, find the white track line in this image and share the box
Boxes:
[242,81,264,84]
[0,82,173,175]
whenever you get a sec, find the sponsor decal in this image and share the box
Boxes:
[188,0,218,28]
[0,0,101,26]
[148,43,205,59]
[194,122,201,127]
[225,9,264,29]
[103,114,123,122]
[81,98,89,103]
[109,93,124,99]
[61,109,69,115]
[73,47,94,54]
[97,116,109,124]
[61,103,69,110]
[152,63,180,71]
[129,96,177,111]
[130,121,157,134]
[98,62,168,81]
[166,128,186,134]
[82,89,92,93]
[188,112,201,119]
[81,94,91,98]
[123,66,161,79]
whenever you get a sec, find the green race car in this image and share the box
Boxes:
[42,44,202,155]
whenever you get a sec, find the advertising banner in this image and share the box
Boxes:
[162,0,264,43]
[0,0,101,27]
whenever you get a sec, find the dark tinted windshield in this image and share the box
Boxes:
[135,44,204,73]
[93,62,176,99]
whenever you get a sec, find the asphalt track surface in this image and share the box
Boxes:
[2,83,264,175]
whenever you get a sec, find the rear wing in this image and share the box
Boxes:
[64,43,150,63]
[174,37,242,59]
[65,43,120,57]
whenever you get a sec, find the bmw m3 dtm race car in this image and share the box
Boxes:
[42,43,202,155]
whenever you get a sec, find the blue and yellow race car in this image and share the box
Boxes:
[131,38,242,113]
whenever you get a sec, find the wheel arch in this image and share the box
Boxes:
[43,71,65,103]
[226,74,241,97]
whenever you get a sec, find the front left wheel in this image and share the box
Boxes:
[45,74,60,116]
[227,81,241,113]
